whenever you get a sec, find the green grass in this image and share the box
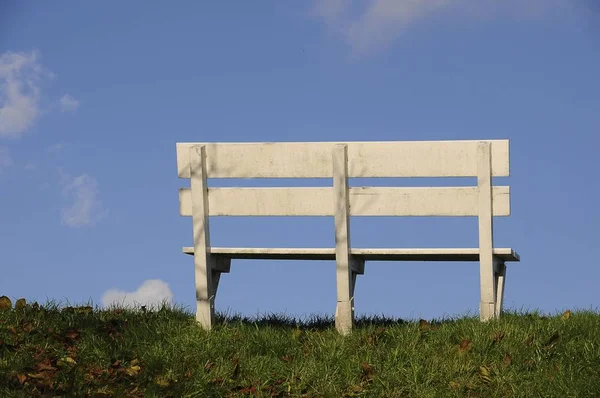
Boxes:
[1,298,599,397]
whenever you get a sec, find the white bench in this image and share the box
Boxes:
[176,140,520,334]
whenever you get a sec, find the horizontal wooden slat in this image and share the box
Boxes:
[176,140,510,178]
[181,247,520,262]
[179,186,510,217]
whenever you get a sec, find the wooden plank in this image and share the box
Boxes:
[176,140,510,179]
[181,247,521,262]
[477,142,496,321]
[350,187,510,217]
[182,188,331,216]
[179,186,511,217]
[333,144,354,335]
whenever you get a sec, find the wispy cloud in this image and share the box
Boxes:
[0,50,50,138]
[59,94,80,112]
[47,143,66,153]
[0,146,13,171]
[60,172,108,227]
[313,0,574,56]
[101,279,174,310]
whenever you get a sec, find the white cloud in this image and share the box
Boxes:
[59,94,80,112]
[60,172,108,227]
[47,143,66,153]
[0,146,13,170]
[0,50,49,138]
[313,0,574,56]
[101,279,175,310]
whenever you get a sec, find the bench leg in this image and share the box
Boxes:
[333,144,357,335]
[195,254,214,330]
[494,261,506,317]
[481,256,507,321]
[477,141,497,322]
[479,257,497,322]
[195,256,231,330]
[335,258,364,335]
[189,145,217,331]
[335,259,353,336]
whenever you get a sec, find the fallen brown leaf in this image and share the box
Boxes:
[32,348,46,360]
[492,331,505,343]
[238,386,257,394]
[37,363,58,372]
[459,339,473,352]
[155,375,171,387]
[204,361,215,371]
[360,362,374,381]
[0,296,11,310]
[21,322,35,333]
[478,365,492,384]
[95,386,114,397]
[503,353,512,367]
[66,345,78,359]
[449,381,461,390]
[57,357,77,369]
[124,365,141,377]
[14,298,26,310]
[63,327,81,341]
[27,372,49,380]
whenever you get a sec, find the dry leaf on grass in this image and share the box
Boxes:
[14,298,26,310]
[478,365,492,384]
[459,339,473,352]
[0,296,12,310]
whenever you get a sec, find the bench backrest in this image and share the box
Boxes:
[177,140,510,218]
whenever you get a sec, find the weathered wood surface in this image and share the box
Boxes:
[182,247,520,262]
[179,186,511,217]
[177,140,510,179]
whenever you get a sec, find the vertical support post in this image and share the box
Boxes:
[190,145,215,330]
[333,144,354,335]
[477,141,496,321]
[494,259,507,317]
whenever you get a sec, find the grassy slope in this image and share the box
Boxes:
[1,299,599,397]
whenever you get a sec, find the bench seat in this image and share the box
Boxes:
[183,247,520,262]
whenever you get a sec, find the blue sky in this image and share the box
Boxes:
[1,1,599,320]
